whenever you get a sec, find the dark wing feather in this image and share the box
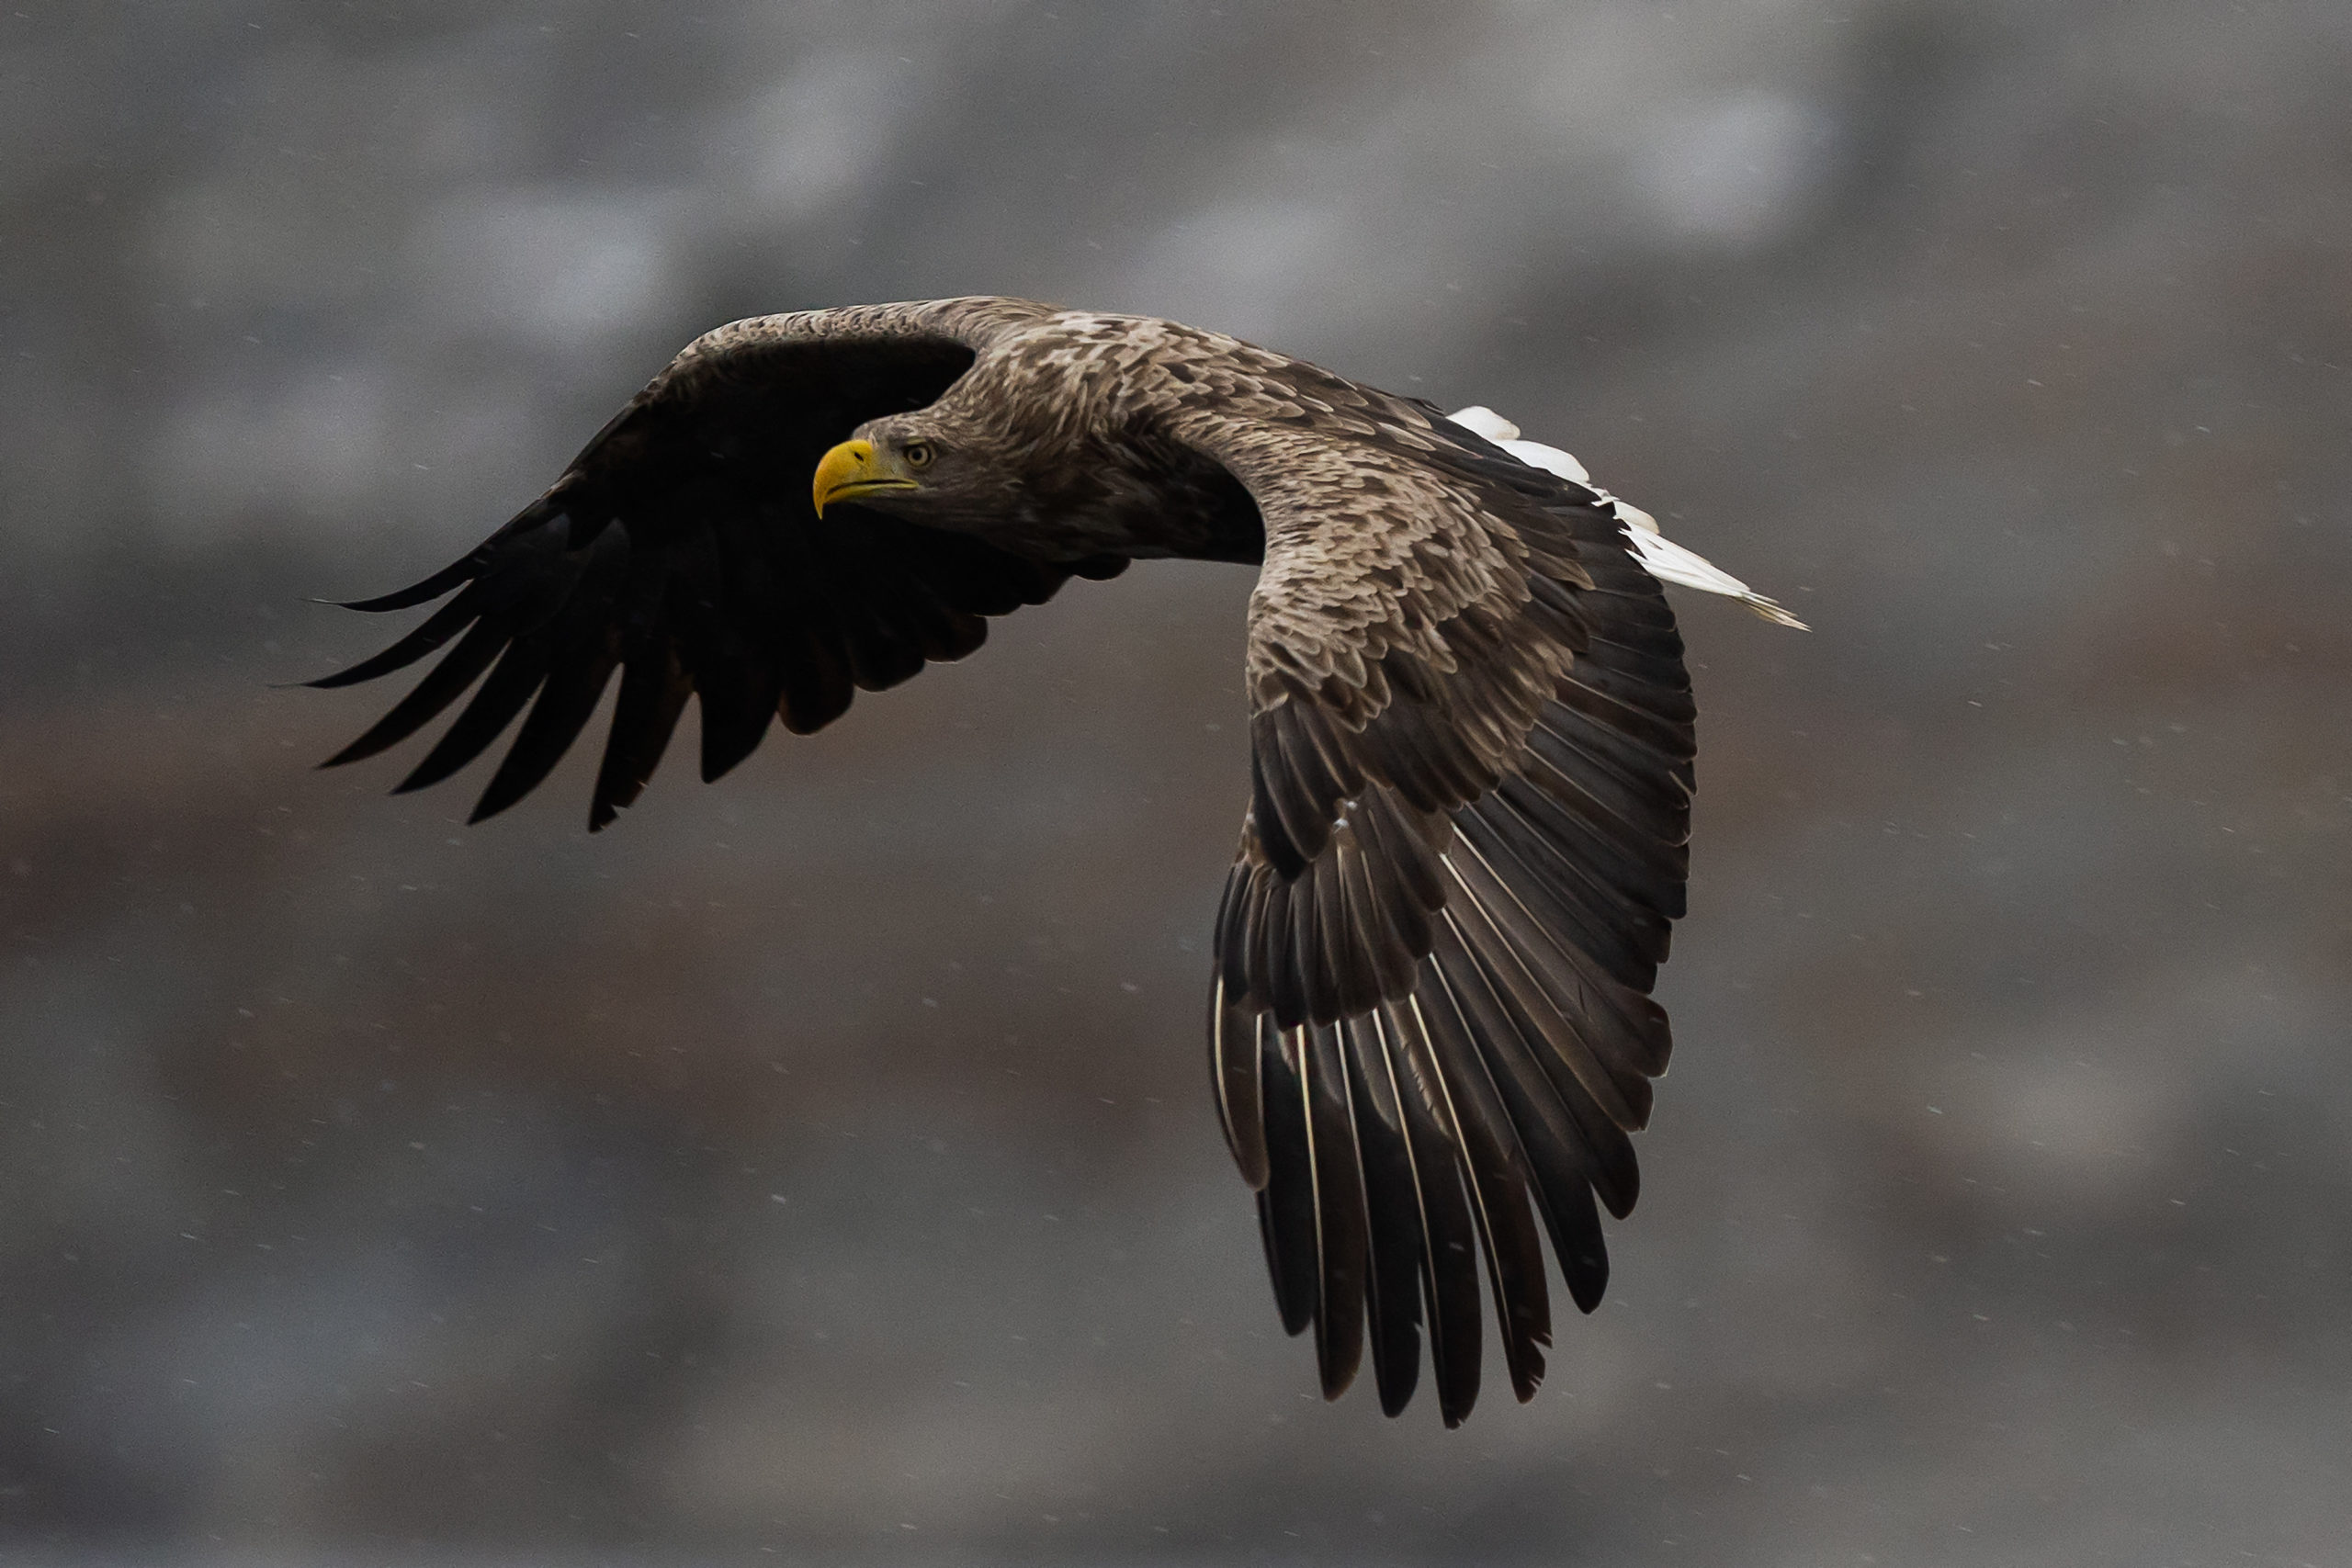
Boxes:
[1253,1018,1320,1338]
[313,298,1129,828]
[1340,1013,1427,1417]
[1166,366,1692,1425]
[1378,1001,1486,1426]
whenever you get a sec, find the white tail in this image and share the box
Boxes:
[1449,405,1808,630]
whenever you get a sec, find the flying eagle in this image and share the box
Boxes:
[313,297,1802,1426]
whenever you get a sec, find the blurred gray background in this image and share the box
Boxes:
[3,1,2347,1562]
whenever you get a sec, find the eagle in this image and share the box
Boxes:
[312,297,1801,1427]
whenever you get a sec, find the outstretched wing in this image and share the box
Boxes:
[1165,359,1693,1426]
[312,297,1126,829]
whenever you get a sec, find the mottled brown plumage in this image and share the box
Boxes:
[315,298,1700,1426]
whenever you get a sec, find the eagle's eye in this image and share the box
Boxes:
[902,440,934,470]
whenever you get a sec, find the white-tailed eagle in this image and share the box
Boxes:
[312,297,1802,1426]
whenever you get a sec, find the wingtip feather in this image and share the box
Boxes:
[1745,594,1811,630]
[329,559,481,614]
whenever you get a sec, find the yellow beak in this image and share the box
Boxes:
[811,438,918,517]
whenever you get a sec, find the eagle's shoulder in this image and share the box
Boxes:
[652,296,1059,396]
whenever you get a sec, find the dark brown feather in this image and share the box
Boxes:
[1301,1022,1371,1399]
[591,646,694,830]
[1255,1018,1320,1339]
[1377,1002,1485,1427]
[468,525,633,821]
[1341,1015,1426,1417]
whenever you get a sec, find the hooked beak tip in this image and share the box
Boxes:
[811,437,918,517]
[810,437,876,518]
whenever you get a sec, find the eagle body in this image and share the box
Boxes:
[315,297,1795,1427]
